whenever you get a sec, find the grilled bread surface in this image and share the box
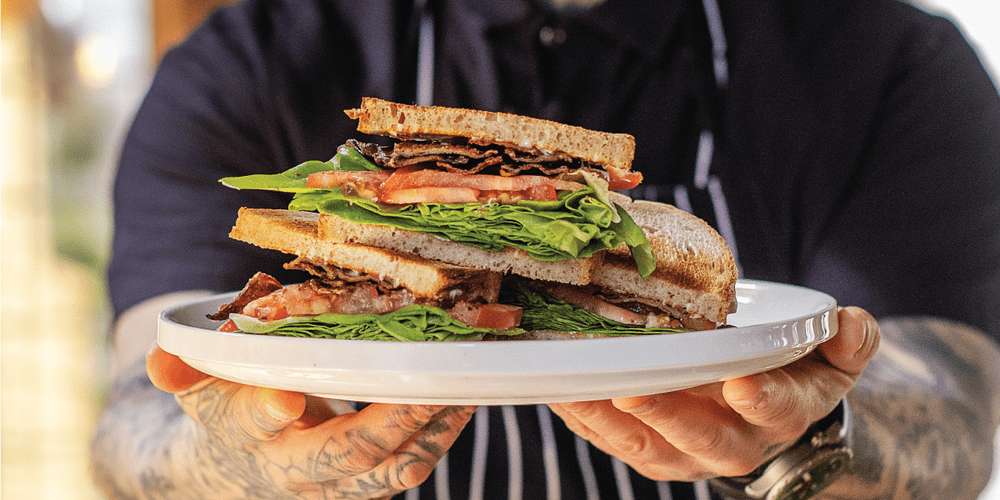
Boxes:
[229,208,502,301]
[345,97,636,171]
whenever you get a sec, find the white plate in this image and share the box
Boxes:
[158,279,837,405]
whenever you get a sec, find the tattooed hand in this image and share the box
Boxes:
[549,306,879,482]
[141,345,476,499]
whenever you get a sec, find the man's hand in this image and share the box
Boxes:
[548,306,879,482]
[146,345,476,499]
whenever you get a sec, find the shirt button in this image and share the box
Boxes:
[539,25,567,46]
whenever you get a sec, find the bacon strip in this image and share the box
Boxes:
[207,272,283,321]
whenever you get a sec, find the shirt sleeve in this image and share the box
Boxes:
[797,11,1000,342]
[107,0,365,318]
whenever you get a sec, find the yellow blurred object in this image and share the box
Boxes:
[1,0,38,26]
[75,35,119,89]
[153,0,240,60]
[1,14,106,500]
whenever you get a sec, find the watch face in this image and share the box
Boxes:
[770,448,851,500]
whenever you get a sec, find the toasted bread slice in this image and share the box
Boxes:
[593,193,739,324]
[345,97,636,171]
[317,212,603,285]
[229,208,501,301]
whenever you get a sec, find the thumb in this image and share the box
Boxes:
[819,306,880,377]
[176,379,307,443]
[146,344,210,393]
[150,344,307,442]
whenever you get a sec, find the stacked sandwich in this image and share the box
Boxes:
[211,98,738,341]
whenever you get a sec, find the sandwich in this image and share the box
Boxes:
[208,208,525,341]
[221,97,655,285]
[215,98,738,339]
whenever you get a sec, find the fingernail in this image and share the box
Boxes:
[258,389,297,423]
[730,374,772,410]
[731,392,764,410]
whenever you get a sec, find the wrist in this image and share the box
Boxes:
[709,399,853,500]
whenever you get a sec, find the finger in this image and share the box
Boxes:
[551,399,702,476]
[719,311,878,446]
[723,307,879,424]
[550,400,642,446]
[819,306,880,376]
[299,404,467,479]
[721,369,823,448]
[175,379,307,443]
[373,406,478,493]
[290,396,355,430]
[611,392,757,476]
[146,344,210,393]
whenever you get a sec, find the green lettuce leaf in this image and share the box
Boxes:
[218,146,381,191]
[500,279,687,336]
[610,208,657,279]
[290,187,624,261]
[229,304,524,341]
[219,160,337,192]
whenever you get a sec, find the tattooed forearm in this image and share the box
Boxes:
[821,317,1000,500]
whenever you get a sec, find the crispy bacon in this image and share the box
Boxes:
[239,279,418,322]
[212,272,523,331]
[389,155,471,169]
[439,155,504,175]
[207,272,282,321]
[393,141,498,159]
[500,162,572,177]
[348,138,598,179]
[284,257,399,288]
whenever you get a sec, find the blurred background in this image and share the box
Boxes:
[0,0,998,498]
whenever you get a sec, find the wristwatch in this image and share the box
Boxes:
[709,399,853,500]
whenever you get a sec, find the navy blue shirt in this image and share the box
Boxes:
[108,0,1000,498]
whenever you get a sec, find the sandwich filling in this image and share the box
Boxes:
[210,262,524,341]
[532,282,719,331]
[222,145,656,276]
[499,278,695,336]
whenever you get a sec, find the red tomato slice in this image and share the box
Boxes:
[218,319,238,332]
[523,184,558,202]
[381,169,582,194]
[449,302,523,330]
[381,187,480,204]
[606,167,643,191]
[306,170,392,188]
[472,303,524,330]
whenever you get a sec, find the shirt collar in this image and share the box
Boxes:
[460,0,688,62]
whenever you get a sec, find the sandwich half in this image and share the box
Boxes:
[209,208,525,341]
[221,98,655,284]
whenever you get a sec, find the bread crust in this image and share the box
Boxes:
[345,97,636,171]
[229,208,501,300]
[599,193,739,323]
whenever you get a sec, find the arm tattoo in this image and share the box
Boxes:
[90,359,465,499]
[821,317,1000,500]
